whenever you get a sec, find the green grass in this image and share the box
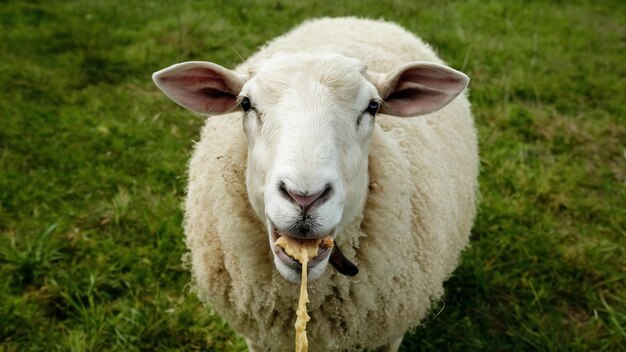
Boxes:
[1,0,624,351]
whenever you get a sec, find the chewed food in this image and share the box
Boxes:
[274,236,334,352]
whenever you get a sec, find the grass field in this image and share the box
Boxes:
[1,0,625,351]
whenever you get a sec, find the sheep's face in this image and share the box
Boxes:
[240,53,378,282]
[153,53,469,283]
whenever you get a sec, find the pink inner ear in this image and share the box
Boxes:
[161,68,232,92]
[386,83,452,116]
[397,67,467,92]
[383,64,468,117]
[154,64,242,114]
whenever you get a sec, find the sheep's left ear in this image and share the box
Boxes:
[371,62,469,117]
[152,61,246,115]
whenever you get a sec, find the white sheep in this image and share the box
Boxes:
[153,17,478,352]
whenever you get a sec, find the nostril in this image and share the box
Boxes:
[278,182,290,198]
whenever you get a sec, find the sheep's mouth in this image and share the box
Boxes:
[269,223,358,277]
[270,225,334,270]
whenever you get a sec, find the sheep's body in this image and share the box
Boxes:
[184,18,478,351]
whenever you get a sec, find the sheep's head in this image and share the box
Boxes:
[153,53,468,283]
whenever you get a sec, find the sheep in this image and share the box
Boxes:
[152,17,478,352]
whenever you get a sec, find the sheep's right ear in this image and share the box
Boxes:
[152,61,246,115]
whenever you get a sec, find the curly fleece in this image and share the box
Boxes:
[183,17,478,351]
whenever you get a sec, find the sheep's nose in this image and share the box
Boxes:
[280,183,331,209]
[289,190,323,208]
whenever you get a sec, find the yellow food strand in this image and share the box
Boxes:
[295,247,309,352]
[275,236,320,261]
[275,236,333,352]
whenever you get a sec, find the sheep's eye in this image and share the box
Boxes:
[240,97,252,112]
[366,100,379,116]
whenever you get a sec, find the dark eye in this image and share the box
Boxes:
[240,97,252,112]
[366,100,379,116]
